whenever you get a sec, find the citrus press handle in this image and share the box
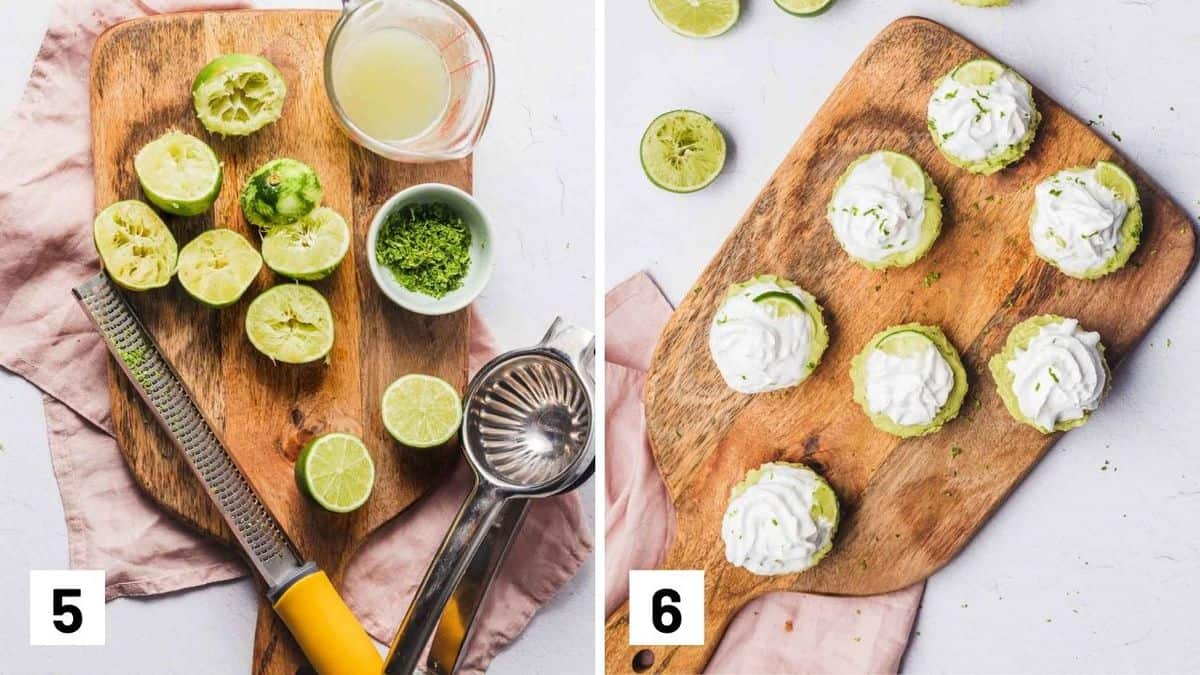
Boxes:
[384,483,507,674]
[538,317,595,386]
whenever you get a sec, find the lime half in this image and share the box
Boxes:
[94,200,178,291]
[650,0,739,38]
[193,54,287,136]
[134,131,222,216]
[1095,160,1138,206]
[295,432,375,513]
[245,284,334,364]
[753,291,804,318]
[876,329,936,358]
[382,374,462,448]
[640,110,727,193]
[177,229,263,307]
[952,58,1005,86]
[241,158,324,230]
[261,207,350,281]
[775,0,835,16]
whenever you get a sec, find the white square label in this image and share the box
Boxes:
[628,570,704,646]
[29,570,105,646]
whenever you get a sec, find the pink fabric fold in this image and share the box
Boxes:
[605,272,924,674]
[0,2,590,672]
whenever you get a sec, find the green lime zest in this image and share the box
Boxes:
[375,202,472,298]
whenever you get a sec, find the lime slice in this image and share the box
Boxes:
[134,131,222,217]
[177,229,263,307]
[1095,160,1138,206]
[878,150,927,193]
[649,0,739,38]
[640,110,727,193]
[752,290,804,318]
[93,200,178,291]
[261,207,350,281]
[294,432,375,513]
[775,0,835,16]
[192,54,287,136]
[241,158,323,230]
[876,329,936,358]
[245,284,334,364]
[382,374,462,448]
[952,58,1005,87]
[954,0,1010,6]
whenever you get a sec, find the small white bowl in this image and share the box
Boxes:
[366,183,495,315]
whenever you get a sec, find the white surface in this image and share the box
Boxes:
[607,1,1200,673]
[0,0,594,673]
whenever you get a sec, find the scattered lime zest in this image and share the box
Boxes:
[375,202,472,298]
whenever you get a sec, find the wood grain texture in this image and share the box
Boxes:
[605,17,1195,674]
[90,11,469,674]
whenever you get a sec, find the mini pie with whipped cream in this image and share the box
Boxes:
[1029,161,1143,280]
[850,323,969,438]
[721,462,839,576]
[826,150,943,270]
[927,58,1040,175]
[989,315,1110,433]
[709,274,830,394]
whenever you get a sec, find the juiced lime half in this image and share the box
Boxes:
[640,110,727,193]
[261,207,350,281]
[241,158,324,230]
[193,53,287,136]
[649,0,739,38]
[177,229,262,307]
[295,432,375,513]
[134,131,222,216]
[245,284,334,364]
[775,0,835,16]
[382,374,462,448]
[93,200,178,291]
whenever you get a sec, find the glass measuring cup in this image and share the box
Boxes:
[324,0,494,162]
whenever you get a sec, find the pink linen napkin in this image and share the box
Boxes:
[605,273,924,674]
[0,2,591,672]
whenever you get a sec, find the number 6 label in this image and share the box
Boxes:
[628,570,704,645]
[29,570,105,646]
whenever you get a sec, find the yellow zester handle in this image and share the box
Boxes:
[273,570,382,675]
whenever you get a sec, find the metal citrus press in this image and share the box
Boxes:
[385,318,595,674]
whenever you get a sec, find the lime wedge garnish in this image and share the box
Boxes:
[951,58,1006,87]
[93,200,178,291]
[192,54,287,136]
[245,284,334,364]
[879,150,927,193]
[134,131,222,217]
[752,290,804,318]
[876,329,936,358]
[1095,160,1138,206]
[241,158,323,230]
[294,432,375,513]
[261,207,350,281]
[954,0,1010,6]
[640,109,727,193]
[649,0,739,38]
[382,374,462,448]
[775,0,835,16]
[177,229,262,307]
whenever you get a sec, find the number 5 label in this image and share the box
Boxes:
[628,570,704,645]
[29,570,106,646]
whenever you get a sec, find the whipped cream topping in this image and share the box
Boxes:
[827,152,926,263]
[1007,319,1107,430]
[722,463,835,576]
[1030,168,1128,276]
[865,341,954,426]
[709,280,815,394]
[928,69,1035,162]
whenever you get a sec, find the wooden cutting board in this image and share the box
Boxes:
[605,16,1195,674]
[91,10,468,674]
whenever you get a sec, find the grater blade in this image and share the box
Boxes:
[73,273,304,588]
